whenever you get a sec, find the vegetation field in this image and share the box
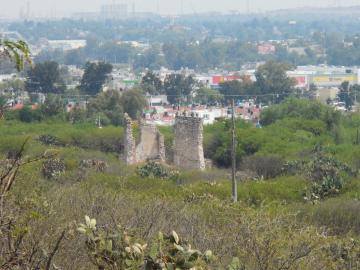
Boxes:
[3,99,360,269]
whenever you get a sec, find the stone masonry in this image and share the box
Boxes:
[136,121,166,163]
[173,114,206,171]
[124,114,165,165]
[124,113,136,165]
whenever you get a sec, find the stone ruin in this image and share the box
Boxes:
[173,114,206,171]
[124,113,165,165]
[123,113,206,171]
[124,114,136,165]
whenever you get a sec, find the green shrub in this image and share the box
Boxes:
[42,158,66,179]
[40,94,65,118]
[293,148,355,202]
[19,107,43,122]
[241,155,284,179]
[260,98,341,130]
[136,161,179,181]
[302,198,360,234]
[38,134,65,146]
[67,107,87,124]
[322,238,360,269]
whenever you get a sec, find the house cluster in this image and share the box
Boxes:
[143,96,262,126]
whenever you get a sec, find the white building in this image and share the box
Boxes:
[191,108,228,125]
[47,40,87,51]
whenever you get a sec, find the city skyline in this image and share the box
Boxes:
[1,0,360,19]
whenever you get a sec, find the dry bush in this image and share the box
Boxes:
[241,155,284,180]
[42,158,66,179]
[0,171,355,270]
[43,183,343,270]
[0,141,357,270]
[0,140,68,269]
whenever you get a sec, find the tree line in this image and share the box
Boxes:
[141,60,296,105]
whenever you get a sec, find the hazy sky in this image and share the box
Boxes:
[1,0,360,18]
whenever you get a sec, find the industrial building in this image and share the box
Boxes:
[287,66,360,89]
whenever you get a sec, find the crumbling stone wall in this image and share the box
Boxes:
[173,115,206,171]
[124,113,136,165]
[136,121,166,163]
[123,114,165,165]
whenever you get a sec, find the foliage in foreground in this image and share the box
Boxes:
[3,98,360,269]
[78,216,214,269]
[3,146,360,269]
[0,140,67,269]
[0,39,31,70]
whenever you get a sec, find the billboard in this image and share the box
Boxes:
[212,75,242,85]
[312,75,357,84]
[289,76,308,88]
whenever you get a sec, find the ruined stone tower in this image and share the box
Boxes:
[123,114,165,165]
[124,113,136,165]
[173,114,206,171]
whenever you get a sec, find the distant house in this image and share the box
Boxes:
[287,47,307,56]
[10,103,24,110]
[316,87,339,104]
[9,103,38,111]
[147,95,169,107]
[47,40,87,51]
[191,108,228,125]
[257,43,276,55]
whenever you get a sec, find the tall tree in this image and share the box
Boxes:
[87,90,124,126]
[337,82,360,110]
[219,81,242,103]
[134,45,165,70]
[194,87,223,105]
[120,89,147,119]
[25,61,65,93]
[80,62,113,95]
[40,94,65,117]
[141,71,163,95]
[219,79,255,103]
[0,96,9,119]
[255,61,295,103]
[164,74,195,105]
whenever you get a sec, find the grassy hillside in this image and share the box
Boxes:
[2,99,360,269]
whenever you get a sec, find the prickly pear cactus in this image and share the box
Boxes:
[78,217,216,270]
[144,231,214,269]
[78,216,146,270]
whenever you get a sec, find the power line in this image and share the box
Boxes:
[25,92,293,99]
[18,85,360,99]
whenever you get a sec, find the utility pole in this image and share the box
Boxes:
[354,87,357,111]
[347,81,351,111]
[231,99,237,203]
